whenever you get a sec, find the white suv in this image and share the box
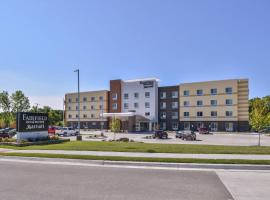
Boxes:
[58,127,78,137]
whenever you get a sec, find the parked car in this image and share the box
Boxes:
[198,127,210,134]
[48,126,57,134]
[0,128,13,138]
[57,127,78,137]
[260,127,270,133]
[177,130,196,141]
[153,130,168,139]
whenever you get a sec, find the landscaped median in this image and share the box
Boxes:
[1,141,270,165]
[1,141,270,154]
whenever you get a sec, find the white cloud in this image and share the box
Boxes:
[29,96,64,110]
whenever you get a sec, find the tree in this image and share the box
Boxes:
[0,91,14,127]
[110,117,121,140]
[249,97,270,131]
[11,90,30,113]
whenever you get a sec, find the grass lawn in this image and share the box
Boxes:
[1,152,270,165]
[1,141,270,154]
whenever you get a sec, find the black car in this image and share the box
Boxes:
[153,130,168,139]
[176,130,196,141]
[0,128,16,138]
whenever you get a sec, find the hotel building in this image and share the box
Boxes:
[65,90,109,129]
[179,79,249,132]
[65,78,249,132]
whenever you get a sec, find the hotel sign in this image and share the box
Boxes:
[16,112,48,132]
[140,81,154,88]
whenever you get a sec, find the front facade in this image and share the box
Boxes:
[65,78,249,132]
[65,90,109,129]
[179,79,249,132]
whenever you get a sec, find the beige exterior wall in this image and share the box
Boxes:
[179,79,249,122]
[65,90,109,122]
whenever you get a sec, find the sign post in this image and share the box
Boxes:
[16,112,49,141]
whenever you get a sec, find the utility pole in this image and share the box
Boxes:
[74,69,81,140]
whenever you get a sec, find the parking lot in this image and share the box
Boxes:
[64,130,270,146]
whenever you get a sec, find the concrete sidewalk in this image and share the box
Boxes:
[5,149,270,160]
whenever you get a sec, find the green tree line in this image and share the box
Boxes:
[0,90,63,128]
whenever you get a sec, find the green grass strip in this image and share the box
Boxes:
[1,141,270,155]
[1,152,270,165]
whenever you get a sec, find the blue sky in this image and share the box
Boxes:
[0,0,269,109]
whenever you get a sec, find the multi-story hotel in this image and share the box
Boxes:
[65,78,249,132]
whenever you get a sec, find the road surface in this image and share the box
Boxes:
[0,158,233,200]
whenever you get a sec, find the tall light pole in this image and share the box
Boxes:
[74,69,81,140]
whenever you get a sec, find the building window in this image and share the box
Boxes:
[226,111,233,117]
[145,92,150,98]
[183,90,189,96]
[68,98,72,103]
[225,87,233,94]
[83,105,87,110]
[171,112,178,119]
[160,102,166,109]
[172,91,178,98]
[197,89,203,96]
[83,114,87,118]
[68,106,71,111]
[211,100,217,106]
[184,112,189,117]
[91,97,95,101]
[225,122,234,131]
[76,114,78,118]
[211,88,217,95]
[226,99,233,105]
[76,106,79,110]
[160,92,166,99]
[197,100,203,106]
[91,114,95,118]
[112,103,117,110]
[91,105,94,110]
[134,93,139,98]
[134,102,139,108]
[172,122,178,130]
[197,111,203,117]
[99,96,103,101]
[184,122,190,130]
[211,111,217,117]
[83,97,87,102]
[145,112,150,116]
[112,93,117,100]
[210,122,218,131]
[76,98,79,102]
[145,102,150,108]
[160,112,166,119]
[172,102,178,109]
[183,101,190,107]
[124,103,129,109]
[124,93,129,99]
[99,105,103,110]
[92,122,96,126]
[68,114,72,119]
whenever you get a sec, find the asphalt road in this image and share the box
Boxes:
[0,160,233,200]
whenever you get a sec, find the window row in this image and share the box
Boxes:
[160,112,179,119]
[183,87,233,96]
[160,91,178,99]
[160,102,178,109]
[68,105,104,111]
[123,92,151,100]
[183,111,233,117]
[183,99,233,107]
[68,96,104,103]
[68,114,98,119]
[122,102,151,110]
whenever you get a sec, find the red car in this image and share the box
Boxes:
[48,126,56,135]
[198,127,210,134]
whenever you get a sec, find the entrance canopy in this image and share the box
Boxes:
[101,112,135,120]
